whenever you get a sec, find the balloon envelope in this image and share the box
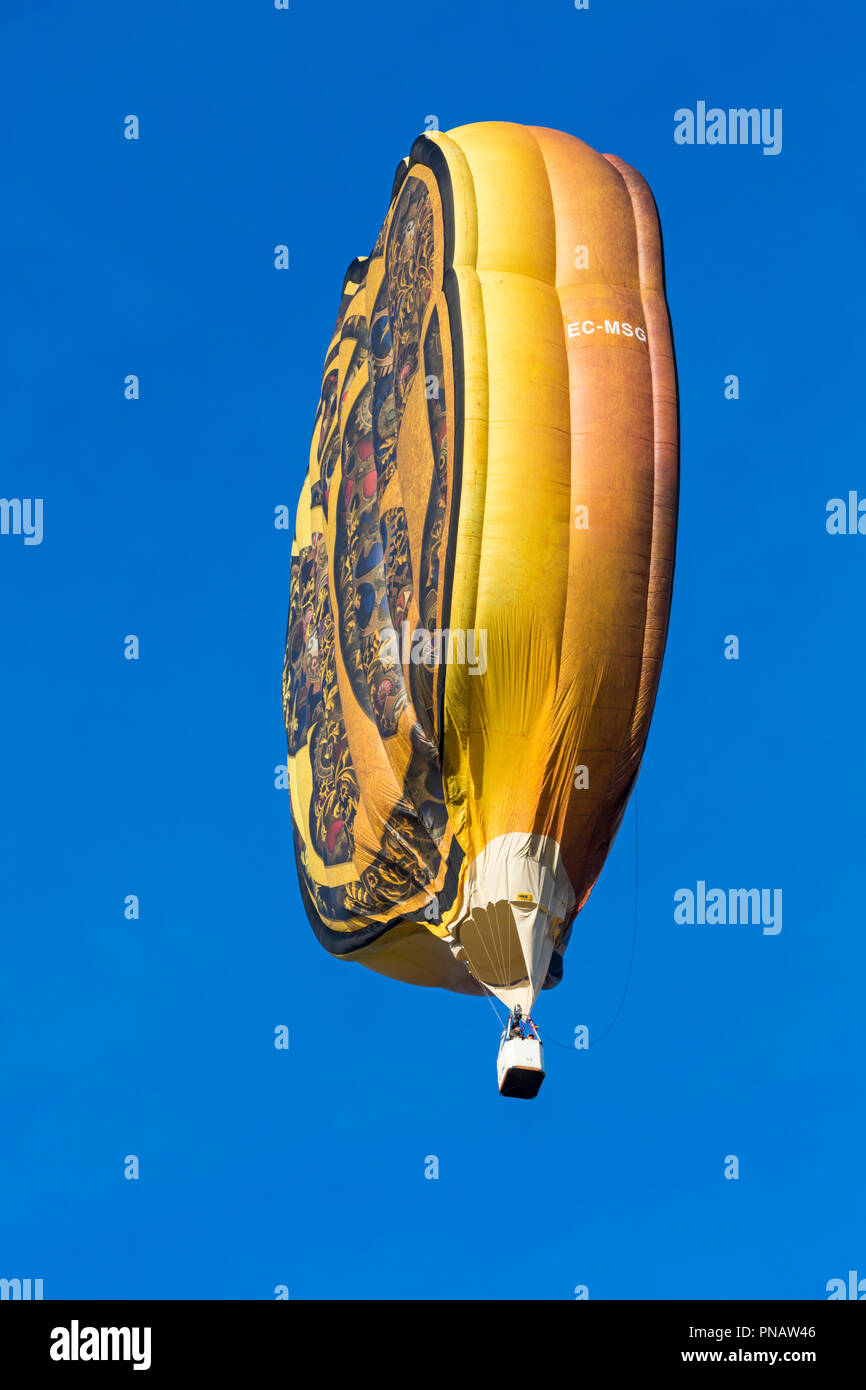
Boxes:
[283,122,678,1014]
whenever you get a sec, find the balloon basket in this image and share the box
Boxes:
[497,1032,546,1099]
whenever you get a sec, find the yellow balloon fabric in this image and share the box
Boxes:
[282,122,678,1014]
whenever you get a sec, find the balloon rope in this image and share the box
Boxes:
[466,964,509,1028]
[482,986,507,1030]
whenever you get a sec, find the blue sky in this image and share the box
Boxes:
[1,0,863,1299]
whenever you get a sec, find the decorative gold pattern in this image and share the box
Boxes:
[283,171,460,936]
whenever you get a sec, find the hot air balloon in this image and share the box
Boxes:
[282,121,678,1095]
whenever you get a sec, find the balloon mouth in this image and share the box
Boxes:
[443,832,575,1013]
